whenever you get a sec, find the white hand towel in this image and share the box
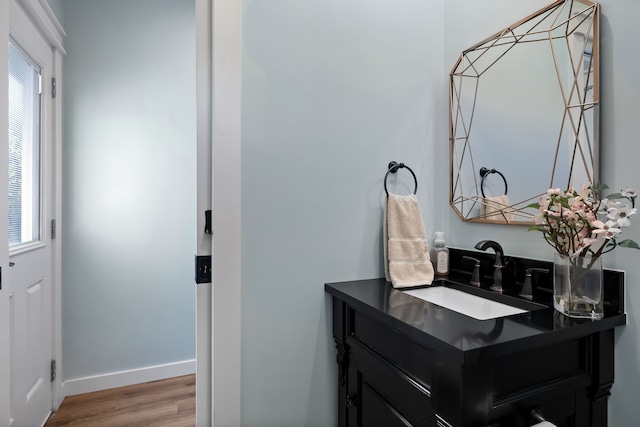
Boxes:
[384,193,434,288]
[480,195,515,222]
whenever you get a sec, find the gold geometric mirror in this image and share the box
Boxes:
[449,0,599,224]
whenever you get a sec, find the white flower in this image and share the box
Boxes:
[607,205,637,227]
[621,187,637,199]
[591,220,622,239]
[605,200,622,210]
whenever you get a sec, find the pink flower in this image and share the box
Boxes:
[533,213,546,225]
[571,200,586,212]
[538,195,551,210]
[576,225,591,240]
[529,182,638,258]
[571,237,597,257]
[578,184,593,200]
[583,209,596,223]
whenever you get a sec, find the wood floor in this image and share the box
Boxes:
[44,375,195,427]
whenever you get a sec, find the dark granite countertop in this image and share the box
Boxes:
[326,251,626,364]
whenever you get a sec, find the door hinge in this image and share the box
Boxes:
[51,219,56,239]
[51,77,57,98]
[51,360,56,382]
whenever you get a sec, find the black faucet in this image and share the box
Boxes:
[474,240,505,293]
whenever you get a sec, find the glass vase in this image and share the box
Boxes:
[553,253,603,320]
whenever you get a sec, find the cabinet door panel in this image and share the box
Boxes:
[351,311,434,386]
[361,382,430,427]
[348,337,435,425]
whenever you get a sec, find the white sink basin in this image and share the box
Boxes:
[403,286,528,320]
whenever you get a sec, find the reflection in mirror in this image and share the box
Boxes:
[449,0,599,224]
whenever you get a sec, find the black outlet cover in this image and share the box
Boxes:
[195,255,212,284]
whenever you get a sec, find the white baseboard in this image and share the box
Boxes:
[61,359,196,397]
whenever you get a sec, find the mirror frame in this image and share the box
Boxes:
[449,0,599,225]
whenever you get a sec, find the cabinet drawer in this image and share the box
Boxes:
[492,339,583,397]
[348,336,435,425]
[350,309,434,387]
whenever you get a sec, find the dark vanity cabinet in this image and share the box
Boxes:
[337,304,437,427]
[327,267,625,427]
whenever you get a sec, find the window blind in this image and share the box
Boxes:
[8,42,41,246]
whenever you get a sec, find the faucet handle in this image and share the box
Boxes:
[463,256,481,287]
[519,268,549,300]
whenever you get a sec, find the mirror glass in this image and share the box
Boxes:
[449,0,599,224]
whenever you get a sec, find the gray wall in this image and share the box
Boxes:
[598,4,640,425]
[61,0,196,380]
[241,1,444,425]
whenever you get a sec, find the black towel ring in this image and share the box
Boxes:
[480,167,508,197]
[384,161,418,197]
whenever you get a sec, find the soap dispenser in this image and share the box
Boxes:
[433,232,449,276]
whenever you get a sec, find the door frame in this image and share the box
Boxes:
[195,0,212,425]
[0,1,65,423]
[195,0,242,425]
[212,0,242,424]
[0,0,11,422]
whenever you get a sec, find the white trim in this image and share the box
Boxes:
[195,1,243,425]
[9,241,46,256]
[196,283,212,426]
[16,0,65,54]
[51,47,63,410]
[212,0,242,425]
[0,1,12,424]
[195,0,213,425]
[196,0,212,258]
[61,359,196,397]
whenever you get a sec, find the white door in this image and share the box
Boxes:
[7,1,54,426]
